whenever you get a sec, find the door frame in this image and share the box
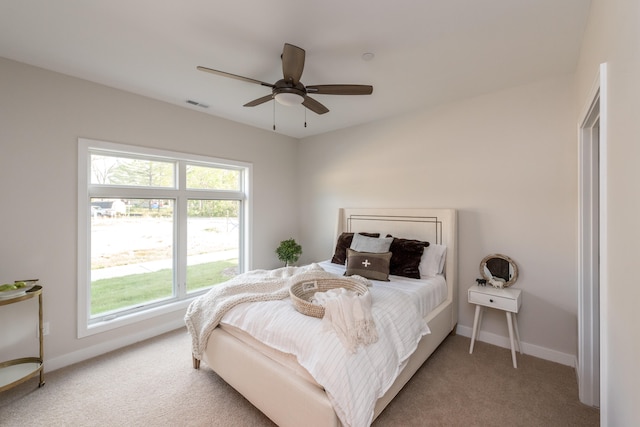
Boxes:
[577,62,607,409]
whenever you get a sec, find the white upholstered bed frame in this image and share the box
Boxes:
[197,208,458,426]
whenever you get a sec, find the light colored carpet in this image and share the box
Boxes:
[0,328,599,426]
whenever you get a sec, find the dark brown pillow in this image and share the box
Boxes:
[331,232,380,265]
[386,235,430,279]
[345,248,391,281]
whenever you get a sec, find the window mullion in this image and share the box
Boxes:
[89,187,179,199]
[176,163,188,298]
[182,190,245,200]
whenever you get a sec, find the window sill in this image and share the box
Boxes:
[78,296,198,338]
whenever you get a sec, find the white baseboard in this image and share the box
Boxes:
[456,324,576,367]
[45,318,186,372]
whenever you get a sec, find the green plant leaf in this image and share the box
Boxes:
[275,238,302,266]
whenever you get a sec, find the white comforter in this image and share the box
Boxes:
[220,266,431,427]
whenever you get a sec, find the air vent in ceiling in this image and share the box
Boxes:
[186,99,209,108]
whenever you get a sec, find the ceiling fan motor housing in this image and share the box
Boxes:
[274,79,306,96]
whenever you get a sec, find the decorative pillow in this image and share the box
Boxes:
[350,233,393,253]
[331,232,380,265]
[385,235,429,279]
[345,249,391,281]
[419,244,447,277]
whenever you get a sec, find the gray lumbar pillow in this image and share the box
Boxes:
[350,233,393,253]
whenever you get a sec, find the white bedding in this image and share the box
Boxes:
[219,260,447,427]
[318,260,447,318]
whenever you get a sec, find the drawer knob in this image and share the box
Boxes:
[489,299,494,303]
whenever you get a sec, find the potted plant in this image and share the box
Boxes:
[276,238,302,267]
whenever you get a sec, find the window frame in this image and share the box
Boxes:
[77,138,252,338]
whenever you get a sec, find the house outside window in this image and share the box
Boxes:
[77,138,251,337]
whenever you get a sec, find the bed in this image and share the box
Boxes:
[186,208,458,427]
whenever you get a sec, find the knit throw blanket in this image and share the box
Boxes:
[185,263,361,359]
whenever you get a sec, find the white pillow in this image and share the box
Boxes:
[350,233,393,253]
[419,244,447,277]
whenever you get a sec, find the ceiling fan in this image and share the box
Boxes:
[197,43,373,115]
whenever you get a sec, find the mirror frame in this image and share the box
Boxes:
[480,253,518,287]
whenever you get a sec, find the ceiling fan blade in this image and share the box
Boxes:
[281,43,305,85]
[243,94,274,107]
[197,66,274,88]
[302,95,329,115]
[306,84,373,95]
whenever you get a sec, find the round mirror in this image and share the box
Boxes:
[480,253,518,288]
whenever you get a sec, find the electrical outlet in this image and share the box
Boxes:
[43,322,50,336]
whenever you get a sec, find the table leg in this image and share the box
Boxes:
[469,305,482,354]
[506,312,518,368]
[513,313,522,354]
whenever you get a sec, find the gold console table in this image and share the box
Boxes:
[0,284,44,392]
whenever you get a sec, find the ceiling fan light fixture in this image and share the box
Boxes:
[274,92,304,106]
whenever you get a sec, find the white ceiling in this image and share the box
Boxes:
[0,0,591,139]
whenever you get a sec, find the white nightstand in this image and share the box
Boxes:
[468,284,523,368]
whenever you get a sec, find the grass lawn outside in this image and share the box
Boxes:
[91,259,238,315]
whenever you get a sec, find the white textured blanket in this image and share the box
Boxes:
[185,263,361,359]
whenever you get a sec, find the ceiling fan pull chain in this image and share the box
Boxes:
[273,101,276,131]
[304,107,307,128]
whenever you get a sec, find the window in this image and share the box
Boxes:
[78,139,251,337]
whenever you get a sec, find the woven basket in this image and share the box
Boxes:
[289,278,370,318]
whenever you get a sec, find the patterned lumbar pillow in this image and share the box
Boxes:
[345,248,392,281]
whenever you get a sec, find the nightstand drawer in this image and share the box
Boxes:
[468,289,520,312]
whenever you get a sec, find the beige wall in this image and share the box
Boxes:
[0,57,299,369]
[1,56,580,369]
[575,0,640,424]
[298,75,578,364]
